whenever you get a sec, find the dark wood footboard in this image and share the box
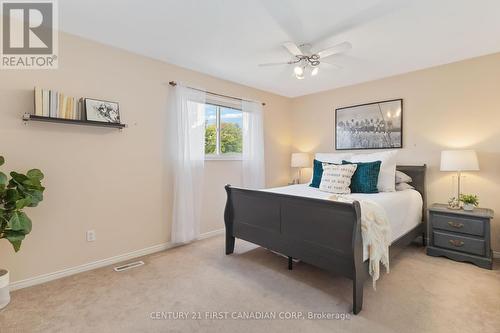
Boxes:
[224,165,426,314]
[224,185,369,314]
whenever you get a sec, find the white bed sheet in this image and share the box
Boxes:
[262,184,423,260]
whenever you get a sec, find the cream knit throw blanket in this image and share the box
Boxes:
[328,195,392,289]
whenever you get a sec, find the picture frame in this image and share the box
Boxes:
[84,98,121,124]
[335,99,403,150]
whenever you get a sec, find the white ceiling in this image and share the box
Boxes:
[60,0,500,97]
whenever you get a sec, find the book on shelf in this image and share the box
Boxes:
[34,87,83,121]
[58,93,65,118]
[41,89,49,117]
[61,95,68,118]
[78,98,84,120]
[49,91,57,118]
[70,98,74,119]
[34,87,42,116]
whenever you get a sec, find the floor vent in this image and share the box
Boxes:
[113,261,145,272]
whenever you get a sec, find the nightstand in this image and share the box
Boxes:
[427,203,494,269]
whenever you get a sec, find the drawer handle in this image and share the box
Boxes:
[447,221,464,229]
[449,239,465,247]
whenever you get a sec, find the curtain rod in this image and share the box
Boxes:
[168,81,266,106]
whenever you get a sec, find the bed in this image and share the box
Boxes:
[224,165,426,314]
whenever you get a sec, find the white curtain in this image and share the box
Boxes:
[242,100,265,188]
[168,85,206,244]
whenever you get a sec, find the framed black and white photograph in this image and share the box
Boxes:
[84,98,121,123]
[335,99,403,150]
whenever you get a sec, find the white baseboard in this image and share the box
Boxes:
[198,228,225,240]
[493,251,500,259]
[9,228,225,291]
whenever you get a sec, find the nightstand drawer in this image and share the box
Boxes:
[431,213,485,236]
[433,231,485,256]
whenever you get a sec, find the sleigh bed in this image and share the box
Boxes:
[224,165,426,314]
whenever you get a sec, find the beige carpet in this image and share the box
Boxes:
[1,235,499,333]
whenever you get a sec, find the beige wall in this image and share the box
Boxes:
[0,33,292,282]
[290,53,500,251]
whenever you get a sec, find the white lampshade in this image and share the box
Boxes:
[291,153,310,168]
[440,150,479,171]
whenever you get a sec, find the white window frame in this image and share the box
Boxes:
[205,103,243,161]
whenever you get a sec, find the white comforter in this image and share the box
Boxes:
[262,184,423,261]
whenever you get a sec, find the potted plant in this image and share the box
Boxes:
[459,194,479,211]
[0,155,45,309]
[0,269,9,309]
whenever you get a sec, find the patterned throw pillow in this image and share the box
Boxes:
[319,163,358,194]
[342,160,381,193]
[310,159,336,188]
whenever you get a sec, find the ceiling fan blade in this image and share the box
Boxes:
[282,41,303,56]
[258,61,293,67]
[320,61,342,70]
[317,42,352,59]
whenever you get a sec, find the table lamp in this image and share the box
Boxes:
[440,150,479,202]
[291,153,310,184]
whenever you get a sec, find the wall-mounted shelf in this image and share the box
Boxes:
[22,113,127,129]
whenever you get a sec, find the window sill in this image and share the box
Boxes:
[205,154,243,161]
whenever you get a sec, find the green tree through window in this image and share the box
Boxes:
[204,104,243,157]
[220,123,242,153]
[205,124,217,154]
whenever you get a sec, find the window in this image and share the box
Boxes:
[205,103,243,159]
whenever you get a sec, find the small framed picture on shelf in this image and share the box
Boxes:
[84,98,121,123]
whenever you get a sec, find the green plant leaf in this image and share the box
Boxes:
[10,171,27,181]
[7,211,22,230]
[4,230,25,240]
[27,169,44,181]
[26,190,43,207]
[7,211,31,233]
[5,188,20,203]
[22,179,39,188]
[18,212,32,234]
[15,196,32,209]
[0,156,4,166]
[0,172,7,186]
[11,240,22,252]
[4,230,25,252]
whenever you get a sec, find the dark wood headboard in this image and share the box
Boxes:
[396,165,427,221]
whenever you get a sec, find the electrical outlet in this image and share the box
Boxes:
[86,230,96,242]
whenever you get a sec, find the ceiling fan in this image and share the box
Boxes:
[259,41,352,79]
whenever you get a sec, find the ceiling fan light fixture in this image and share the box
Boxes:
[261,40,351,82]
[295,72,305,80]
[293,65,303,76]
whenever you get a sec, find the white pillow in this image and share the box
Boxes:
[319,163,357,194]
[349,150,398,192]
[395,170,412,184]
[315,152,353,164]
[396,182,414,191]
